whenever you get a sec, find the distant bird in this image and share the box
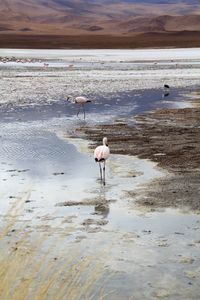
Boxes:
[94,137,110,185]
[164,84,170,89]
[67,95,91,119]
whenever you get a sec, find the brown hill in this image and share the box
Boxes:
[0,0,200,48]
[0,0,200,34]
[121,15,200,33]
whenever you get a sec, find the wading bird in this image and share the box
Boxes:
[67,95,91,119]
[94,137,110,185]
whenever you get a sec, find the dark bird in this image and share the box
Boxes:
[164,84,170,89]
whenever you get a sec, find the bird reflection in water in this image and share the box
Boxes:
[163,91,170,98]
[94,186,110,218]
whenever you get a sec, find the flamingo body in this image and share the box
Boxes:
[94,145,110,162]
[75,96,91,104]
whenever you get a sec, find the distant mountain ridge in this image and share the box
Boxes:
[0,0,200,36]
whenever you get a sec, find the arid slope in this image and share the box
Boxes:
[1,0,200,48]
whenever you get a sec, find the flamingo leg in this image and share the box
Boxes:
[103,161,106,185]
[99,162,102,181]
[83,104,85,119]
[99,162,103,181]
[77,105,80,117]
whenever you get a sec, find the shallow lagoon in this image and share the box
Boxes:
[0,49,200,299]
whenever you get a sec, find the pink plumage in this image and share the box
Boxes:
[94,145,110,162]
[75,96,91,104]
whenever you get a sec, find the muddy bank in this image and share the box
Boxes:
[1,32,200,49]
[74,104,200,211]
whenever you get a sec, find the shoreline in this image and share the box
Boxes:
[74,91,200,212]
[1,47,200,61]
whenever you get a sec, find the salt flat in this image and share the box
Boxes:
[1,48,200,61]
[0,48,200,107]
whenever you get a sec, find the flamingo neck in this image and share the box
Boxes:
[103,138,108,146]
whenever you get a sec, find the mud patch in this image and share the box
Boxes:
[55,199,116,207]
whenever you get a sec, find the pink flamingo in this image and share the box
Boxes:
[94,137,110,185]
[67,95,91,119]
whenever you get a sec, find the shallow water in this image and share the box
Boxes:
[0,86,195,124]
